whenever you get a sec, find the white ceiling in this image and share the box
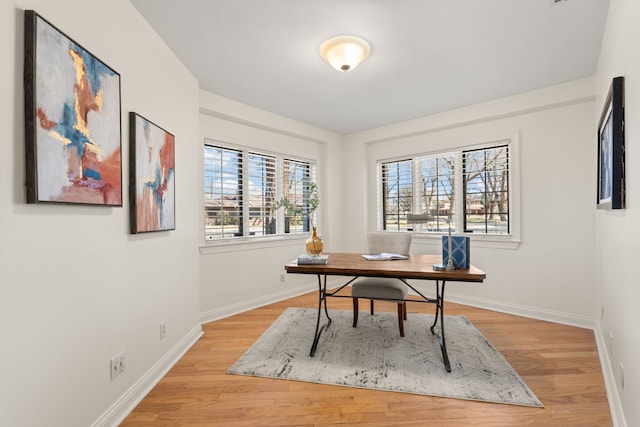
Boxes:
[130,0,610,134]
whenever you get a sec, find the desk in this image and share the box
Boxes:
[285,253,486,372]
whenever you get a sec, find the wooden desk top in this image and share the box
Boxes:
[285,253,485,283]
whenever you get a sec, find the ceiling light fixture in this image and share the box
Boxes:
[319,35,371,72]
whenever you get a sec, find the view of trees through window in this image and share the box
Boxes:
[463,146,509,234]
[380,142,510,235]
[204,143,315,240]
[280,159,314,234]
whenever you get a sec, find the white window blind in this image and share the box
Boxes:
[463,145,510,234]
[204,141,316,241]
[380,159,412,231]
[204,145,243,238]
[247,152,277,236]
[282,158,316,233]
[378,140,512,237]
[418,153,457,232]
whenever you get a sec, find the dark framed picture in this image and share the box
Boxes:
[129,112,175,234]
[24,10,122,205]
[597,76,625,210]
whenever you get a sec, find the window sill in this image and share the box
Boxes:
[199,234,308,255]
[411,233,521,250]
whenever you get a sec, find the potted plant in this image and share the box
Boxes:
[274,182,323,255]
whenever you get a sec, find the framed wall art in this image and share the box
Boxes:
[129,113,175,234]
[24,10,122,205]
[597,76,625,210]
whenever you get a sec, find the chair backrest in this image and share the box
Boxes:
[367,232,412,255]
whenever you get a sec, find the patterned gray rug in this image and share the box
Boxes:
[228,307,543,407]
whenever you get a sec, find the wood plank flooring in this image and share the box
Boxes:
[121,291,611,426]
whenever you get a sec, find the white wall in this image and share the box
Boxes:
[344,78,598,327]
[0,1,201,426]
[197,78,599,329]
[595,1,640,426]
[1,0,629,425]
[198,91,344,322]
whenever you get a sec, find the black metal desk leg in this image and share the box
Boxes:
[322,274,331,320]
[310,274,332,357]
[430,280,451,372]
[430,278,442,330]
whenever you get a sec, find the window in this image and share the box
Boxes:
[378,140,513,238]
[204,142,316,241]
[381,159,412,231]
[463,146,509,234]
[281,158,315,234]
[204,146,243,238]
[247,152,277,236]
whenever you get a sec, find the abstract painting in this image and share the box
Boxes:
[24,10,122,205]
[129,113,175,233]
[597,76,625,210]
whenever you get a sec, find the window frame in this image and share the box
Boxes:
[376,136,521,249]
[204,139,317,245]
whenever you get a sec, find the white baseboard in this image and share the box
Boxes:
[93,285,623,427]
[201,283,597,329]
[422,290,623,426]
[594,323,627,427]
[410,289,596,329]
[91,324,204,427]
[200,284,624,426]
[200,283,316,324]
[94,282,320,425]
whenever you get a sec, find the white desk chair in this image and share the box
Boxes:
[351,232,412,337]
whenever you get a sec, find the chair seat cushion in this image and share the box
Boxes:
[351,277,408,300]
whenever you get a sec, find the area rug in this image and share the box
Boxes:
[227,307,542,407]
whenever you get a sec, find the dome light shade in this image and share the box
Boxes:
[319,35,371,72]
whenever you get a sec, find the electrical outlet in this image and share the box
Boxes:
[160,321,167,340]
[110,351,125,380]
[600,306,605,320]
[280,273,285,283]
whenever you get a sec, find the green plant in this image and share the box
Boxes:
[274,182,320,227]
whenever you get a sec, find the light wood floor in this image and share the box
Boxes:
[121,291,611,426]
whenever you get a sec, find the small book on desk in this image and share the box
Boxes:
[297,254,329,265]
[361,253,409,261]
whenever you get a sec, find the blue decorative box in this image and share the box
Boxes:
[442,235,470,269]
